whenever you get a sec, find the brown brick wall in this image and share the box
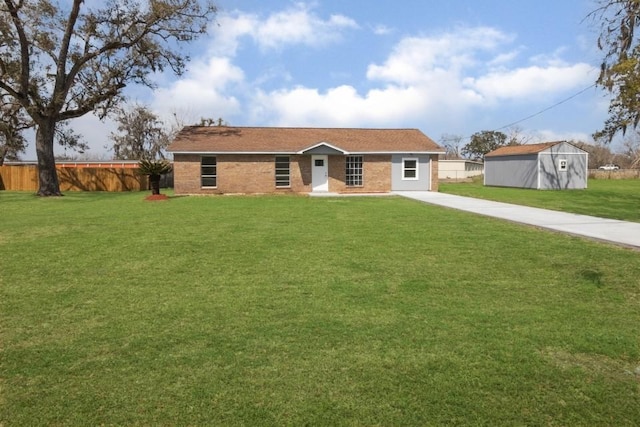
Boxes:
[294,156,312,193]
[173,154,208,194]
[328,154,391,193]
[174,154,311,194]
[174,153,435,194]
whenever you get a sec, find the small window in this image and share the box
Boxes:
[558,159,568,172]
[346,155,363,186]
[402,158,418,180]
[275,156,290,188]
[201,156,217,187]
[315,159,324,167]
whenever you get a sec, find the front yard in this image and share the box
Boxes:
[1,191,639,425]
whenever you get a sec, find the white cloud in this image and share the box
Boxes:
[256,7,358,50]
[371,24,393,35]
[210,3,358,56]
[210,14,258,57]
[529,47,571,67]
[465,63,596,101]
[251,84,428,126]
[367,27,514,85]
[488,50,521,66]
[151,57,244,119]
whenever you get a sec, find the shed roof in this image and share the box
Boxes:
[168,126,444,154]
[485,141,589,158]
[485,142,561,158]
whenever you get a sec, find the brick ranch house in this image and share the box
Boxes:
[168,126,445,195]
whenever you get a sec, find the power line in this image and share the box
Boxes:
[441,83,598,142]
[494,83,597,131]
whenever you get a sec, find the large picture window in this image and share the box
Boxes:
[201,156,217,187]
[275,156,290,187]
[346,155,363,186]
[402,158,418,180]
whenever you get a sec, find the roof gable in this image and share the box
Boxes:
[168,126,444,154]
[298,142,348,155]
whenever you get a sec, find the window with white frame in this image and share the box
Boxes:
[201,156,217,187]
[402,158,418,180]
[275,156,290,187]
[345,155,363,186]
[558,159,568,172]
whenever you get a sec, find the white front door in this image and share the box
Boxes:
[312,155,329,192]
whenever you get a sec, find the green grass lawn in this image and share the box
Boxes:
[1,191,639,425]
[440,178,640,222]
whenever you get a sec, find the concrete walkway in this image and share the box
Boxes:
[394,191,640,250]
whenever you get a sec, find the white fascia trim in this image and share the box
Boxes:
[349,151,443,155]
[297,141,348,154]
[538,152,588,156]
[171,150,445,155]
[171,151,298,155]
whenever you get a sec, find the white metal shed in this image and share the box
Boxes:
[484,141,588,190]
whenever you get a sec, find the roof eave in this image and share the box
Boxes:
[169,150,446,155]
[169,150,298,155]
[349,151,445,155]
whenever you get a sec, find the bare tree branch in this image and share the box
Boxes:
[590,0,640,141]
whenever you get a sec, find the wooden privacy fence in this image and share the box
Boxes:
[0,165,149,192]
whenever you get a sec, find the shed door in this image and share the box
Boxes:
[312,155,329,192]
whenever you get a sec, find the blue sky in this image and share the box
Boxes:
[40,0,613,159]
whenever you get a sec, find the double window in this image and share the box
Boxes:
[275,156,290,187]
[201,156,217,187]
[346,155,363,186]
[402,158,418,180]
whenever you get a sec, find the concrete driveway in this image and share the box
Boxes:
[394,191,640,250]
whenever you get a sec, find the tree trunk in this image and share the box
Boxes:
[35,120,62,196]
[149,174,161,195]
[0,146,8,166]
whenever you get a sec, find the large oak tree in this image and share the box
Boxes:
[0,0,216,195]
[591,0,640,141]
